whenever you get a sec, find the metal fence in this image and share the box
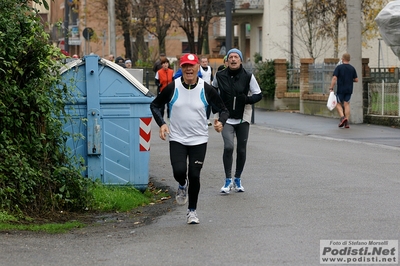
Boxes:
[308,63,336,94]
[370,67,400,83]
[368,81,400,116]
[287,67,300,92]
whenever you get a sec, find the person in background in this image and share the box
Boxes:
[199,56,214,126]
[217,56,228,72]
[150,53,229,224]
[213,48,263,194]
[219,41,226,56]
[125,59,132,68]
[200,56,213,84]
[329,53,358,128]
[155,58,174,119]
[108,54,115,61]
[115,56,126,68]
[152,53,167,73]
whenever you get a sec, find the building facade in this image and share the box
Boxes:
[38,0,397,68]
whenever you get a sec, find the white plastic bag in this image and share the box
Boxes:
[327,91,337,111]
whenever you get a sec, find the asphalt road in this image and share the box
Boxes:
[1,110,399,266]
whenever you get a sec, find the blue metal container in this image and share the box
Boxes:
[60,55,154,191]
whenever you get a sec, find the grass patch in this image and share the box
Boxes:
[90,185,151,212]
[0,221,85,234]
[0,181,171,233]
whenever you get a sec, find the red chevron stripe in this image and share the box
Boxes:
[140,128,151,142]
[140,117,152,126]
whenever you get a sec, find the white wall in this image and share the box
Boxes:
[263,0,291,60]
[363,38,400,68]
[250,16,263,60]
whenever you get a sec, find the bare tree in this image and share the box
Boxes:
[309,0,389,58]
[309,0,346,58]
[130,19,149,65]
[170,0,214,55]
[131,2,150,64]
[282,0,331,62]
[197,0,213,54]
[115,0,132,59]
[97,0,132,59]
[134,0,175,55]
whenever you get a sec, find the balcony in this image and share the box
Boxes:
[212,0,264,16]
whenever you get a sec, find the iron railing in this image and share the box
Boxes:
[370,67,400,83]
[308,63,336,94]
[287,67,300,92]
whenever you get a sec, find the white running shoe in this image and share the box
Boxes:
[233,177,245,192]
[176,181,188,205]
[187,210,200,224]
[220,178,233,193]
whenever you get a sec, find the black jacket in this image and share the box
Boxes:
[215,65,262,119]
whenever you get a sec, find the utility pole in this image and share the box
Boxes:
[290,0,294,66]
[225,0,232,51]
[346,0,363,124]
[108,0,116,56]
[378,38,384,68]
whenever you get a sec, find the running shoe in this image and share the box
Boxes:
[187,210,200,224]
[220,178,233,193]
[338,116,347,127]
[233,177,245,192]
[344,120,350,128]
[176,181,188,205]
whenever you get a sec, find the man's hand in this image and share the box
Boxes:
[159,124,169,140]
[214,119,223,133]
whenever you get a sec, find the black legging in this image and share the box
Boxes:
[221,122,249,178]
[169,141,207,210]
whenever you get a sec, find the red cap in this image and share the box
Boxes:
[180,54,199,66]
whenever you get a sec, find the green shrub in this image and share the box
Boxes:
[254,59,276,98]
[253,52,262,64]
[0,0,90,217]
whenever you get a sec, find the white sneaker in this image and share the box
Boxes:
[207,120,212,126]
[176,181,188,205]
[220,178,233,193]
[233,177,245,192]
[187,210,200,224]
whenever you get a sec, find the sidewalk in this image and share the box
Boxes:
[253,109,400,149]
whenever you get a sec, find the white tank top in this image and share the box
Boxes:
[200,66,212,84]
[168,78,209,145]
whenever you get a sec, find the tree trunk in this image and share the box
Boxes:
[123,32,132,59]
[333,18,340,58]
